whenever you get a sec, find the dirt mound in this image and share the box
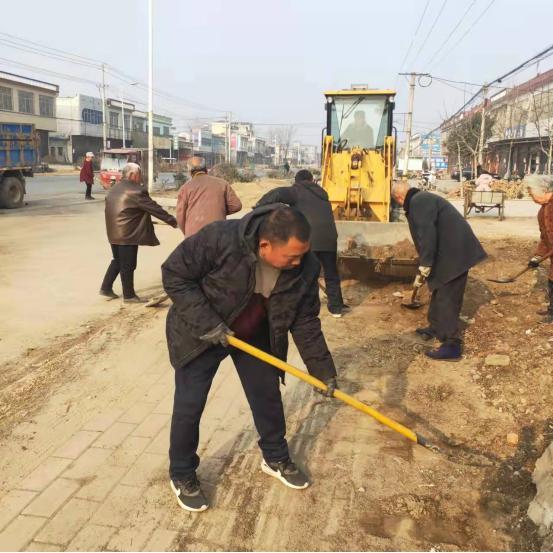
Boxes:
[344,238,418,261]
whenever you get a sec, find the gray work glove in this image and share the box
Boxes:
[199,322,234,347]
[413,265,432,288]
[418,265,432,278]
[316,377,338,398]
[528,256,542,268]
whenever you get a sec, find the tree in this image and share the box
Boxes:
[274,125,296,163]
[445,111,495,177]
[530,86,553,174]
[490,90,529,178]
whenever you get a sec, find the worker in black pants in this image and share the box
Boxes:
[427,271,469,345]
[392,182,487,361]
[169,321,288,479]
[256,169,348,318]
[100,162,177,303]
[100,244,139,300]
[162,205,338,511]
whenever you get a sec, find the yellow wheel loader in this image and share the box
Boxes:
[321,86,418,280]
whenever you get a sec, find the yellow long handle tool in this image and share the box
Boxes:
[227,335,435,451]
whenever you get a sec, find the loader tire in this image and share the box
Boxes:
[0,176,25,208]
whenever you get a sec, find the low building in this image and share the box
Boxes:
[0,71,59,159]
[56,93,135,163]
[132,110,173,158]
[484,68,553,176]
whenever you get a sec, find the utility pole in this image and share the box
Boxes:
[147,0,154,193]
[478,84,489,166]
[100,64,107,150]
[227,112,232,164]
[120,90,126,149]
[224,112,229,163]
[398,72,429,177]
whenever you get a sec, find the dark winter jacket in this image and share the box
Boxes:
[404,189,487,289]
[105,179,177,246]
[161,204,337,381]
[256,180,338,251]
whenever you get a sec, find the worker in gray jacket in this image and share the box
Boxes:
[392,182,487,361]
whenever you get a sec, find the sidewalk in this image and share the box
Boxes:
[0,308,310,552]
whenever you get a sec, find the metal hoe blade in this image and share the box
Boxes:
[487,276,515,284]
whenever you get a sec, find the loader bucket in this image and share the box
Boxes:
[336,221,419,282]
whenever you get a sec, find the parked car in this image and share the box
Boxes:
[451,167,500,181]
[451,168,475,181]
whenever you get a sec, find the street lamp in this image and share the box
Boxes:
[120,82,138,148]
[148,0,154,193]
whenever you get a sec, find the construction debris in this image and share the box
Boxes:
[344,238,418,262]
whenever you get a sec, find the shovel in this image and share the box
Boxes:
[401,284,425,310]
[227,335,437,452]
[487,250,553,283]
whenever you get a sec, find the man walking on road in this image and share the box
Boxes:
[79,152,95,200]
[256,169,348,317]
[392,182,487,361]
[100,163,177,303]
[176,156,242,236]
[162,205,338,511]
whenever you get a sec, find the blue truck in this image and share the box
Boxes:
[0,123,39,208]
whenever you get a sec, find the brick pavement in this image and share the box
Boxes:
[0,346,309,552]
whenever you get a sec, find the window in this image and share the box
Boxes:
[109,112,119,128]
[124,114,130,130]
[153,126,161,136]
[50,146,55,156]
[82,108,103,125]
[58,147,63,156]
[39,95,54,117]
[329,95,390,149]
[0,86,13,111]
[18,90,34,114]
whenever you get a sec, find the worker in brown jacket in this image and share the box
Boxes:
[100,162,178,303]
[176,156,242,236]
[527,177,553,323]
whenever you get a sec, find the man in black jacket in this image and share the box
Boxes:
[392,182,487,361]
[162,205,338,511]
[256,169,348,317]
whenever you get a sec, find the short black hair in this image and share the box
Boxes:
[295,169,313,183]
[259,206,311,244]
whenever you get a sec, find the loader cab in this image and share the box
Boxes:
[321,87,396,222]
[324,89,395,152]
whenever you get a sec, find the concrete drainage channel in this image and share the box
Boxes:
[528,443,553,548]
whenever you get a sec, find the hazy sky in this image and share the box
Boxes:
[1,0,552,144]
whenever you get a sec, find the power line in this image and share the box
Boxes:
[442,43,553,128]
[397,0,432,74]
[425,0,478,66]
[430,0,497,69]
[0,31,103,66]
[0,37,101,69]
[0,58,99,87]
[1,30,230,117]
[411,0,449,67]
